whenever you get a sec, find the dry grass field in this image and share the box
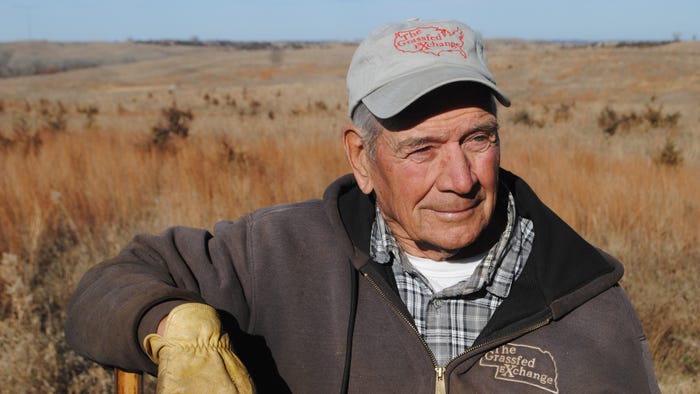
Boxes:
[0,39,698,393]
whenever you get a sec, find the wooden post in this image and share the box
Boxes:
[115,368,142,394]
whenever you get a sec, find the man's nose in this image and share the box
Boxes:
[435,144,476,194]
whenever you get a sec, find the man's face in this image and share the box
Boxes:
[366,102,500,260]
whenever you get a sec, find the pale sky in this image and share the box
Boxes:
[0,0,697,42]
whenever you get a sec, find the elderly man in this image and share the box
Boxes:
[66,19,659,393]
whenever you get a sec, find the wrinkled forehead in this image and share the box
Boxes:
[377,82,497,132]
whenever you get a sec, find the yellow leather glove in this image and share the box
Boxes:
[143,303,255,393]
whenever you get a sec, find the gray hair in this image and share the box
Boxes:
[350,101,383,160]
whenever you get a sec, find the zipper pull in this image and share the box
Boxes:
[435,366,446,394]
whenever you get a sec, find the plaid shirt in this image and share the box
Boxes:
[369,190,535,366]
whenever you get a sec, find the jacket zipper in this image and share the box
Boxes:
[362,272,551,394]
[434,366,446,394]
[362,273,445,393]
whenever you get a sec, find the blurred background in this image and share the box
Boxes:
[0,1,698,392]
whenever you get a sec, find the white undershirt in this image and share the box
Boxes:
[406,251,488,293]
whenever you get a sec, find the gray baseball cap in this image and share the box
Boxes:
[347,19,510,119]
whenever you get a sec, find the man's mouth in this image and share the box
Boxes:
[430,200,482,219]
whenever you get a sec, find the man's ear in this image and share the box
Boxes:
[342,125,374,194]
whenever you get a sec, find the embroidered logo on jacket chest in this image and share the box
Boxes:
[479,343,559,393]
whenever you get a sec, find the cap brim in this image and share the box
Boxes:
[362,66,511,119]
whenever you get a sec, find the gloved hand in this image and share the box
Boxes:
[143,303,255,393]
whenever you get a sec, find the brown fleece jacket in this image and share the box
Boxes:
[66,171,659,393]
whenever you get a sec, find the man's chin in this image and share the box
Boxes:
[416,235,482,260]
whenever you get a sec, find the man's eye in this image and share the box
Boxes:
[407,146,433,160]
[472,131,496,141]
[412,146,431,153]
[464,132,496,152]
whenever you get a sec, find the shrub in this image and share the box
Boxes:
[599,102,681,135]
[643,104,681,129]
[655,138,683,166]
[39,100,68,133]
[512,109,545,128]
[220,139,252,167]
[314,100,328,112]
[598,106,620,135]
[225,94,236,107]
[597,105,643,135]
[151,105,194,147]
[246,99,261,116]
[77,105,99,128]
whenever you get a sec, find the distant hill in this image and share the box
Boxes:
[0,40,339,78]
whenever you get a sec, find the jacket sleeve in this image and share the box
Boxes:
[622,288,662,394]
[64,219,253,375]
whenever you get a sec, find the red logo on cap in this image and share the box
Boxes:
[394,26,466,58]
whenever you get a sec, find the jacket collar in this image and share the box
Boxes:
[476,169,623,344]
[323,174,375,264]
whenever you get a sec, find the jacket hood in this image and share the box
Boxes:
[323,174,375,263]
